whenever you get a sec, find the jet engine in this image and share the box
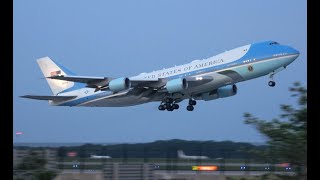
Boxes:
[201,84,237,101]
[166,78,188,93]
[109,77,131,92]
[217,84,237,98]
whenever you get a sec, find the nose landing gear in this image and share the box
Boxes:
[268,72,276,87]
[268,81,276,87]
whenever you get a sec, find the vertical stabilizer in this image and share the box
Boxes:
[177,150,185,158]
[37,57,75,95]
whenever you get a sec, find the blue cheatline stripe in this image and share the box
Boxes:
[57,91,113,106]
[52,59,86,94]
[54,60,76,75]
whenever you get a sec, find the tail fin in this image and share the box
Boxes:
[177,150,185,157]
[37,57,76,95]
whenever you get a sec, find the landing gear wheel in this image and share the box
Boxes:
[159,98,182,111]
[268,81,276,87]
[158,105,165,111]
[163,104,167,109]
[187,105,194,111]
[167,106,174,111]
[189,99,197,106]
[163,103,171,109]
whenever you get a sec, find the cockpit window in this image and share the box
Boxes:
[269,42,279,45]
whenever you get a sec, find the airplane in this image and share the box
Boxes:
[21,41,299,111]
[90,155,112,159]
[177,150,209,160]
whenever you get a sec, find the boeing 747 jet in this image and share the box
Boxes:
[177,150,209,160]
[21,41,299,111]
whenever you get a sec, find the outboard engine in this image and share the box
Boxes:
[109,77,131,92]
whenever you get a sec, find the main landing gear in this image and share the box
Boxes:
[268,65,287,87]
[187,99,196,111]
[158,98,197,111]
[158,98,179,111]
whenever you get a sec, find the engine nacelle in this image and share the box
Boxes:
[217,84,237,98]
[109,77,131,92]
[201,84,237,101]
[166,78,188,93]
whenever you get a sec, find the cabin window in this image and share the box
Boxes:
[269,42,279,45]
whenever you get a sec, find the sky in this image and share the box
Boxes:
[13,0,307,144]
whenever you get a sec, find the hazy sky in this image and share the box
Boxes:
[13,0,306,143]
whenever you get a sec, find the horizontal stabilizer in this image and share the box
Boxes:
[20,95,77,101]
[48,75,111,84]
[48,75,113,91]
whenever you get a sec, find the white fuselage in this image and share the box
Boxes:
[51,41,299,107]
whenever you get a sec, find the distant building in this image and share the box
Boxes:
[13,148,57,170]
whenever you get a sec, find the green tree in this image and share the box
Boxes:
[17,151,47,170]
[244,82,307,178]
[16,150,57,180]
[32,170,57,180]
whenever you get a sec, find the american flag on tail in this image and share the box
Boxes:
[50,70,61,76]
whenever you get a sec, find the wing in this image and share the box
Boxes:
[217,69,244,82]
[48,75,166,91]
[47,75,108,84]
[185,76,214,87]
[130,77,165,88]
[21,95,77,101]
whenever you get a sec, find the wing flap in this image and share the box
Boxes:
[130,79,166,88]
[21,95,77,101]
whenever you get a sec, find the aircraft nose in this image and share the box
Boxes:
[281,46,299,65]
[290,47,300,55]
[286,46,300,56]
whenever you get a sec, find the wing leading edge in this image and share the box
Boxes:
[20,95,77,101]
[48,75,164,90]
